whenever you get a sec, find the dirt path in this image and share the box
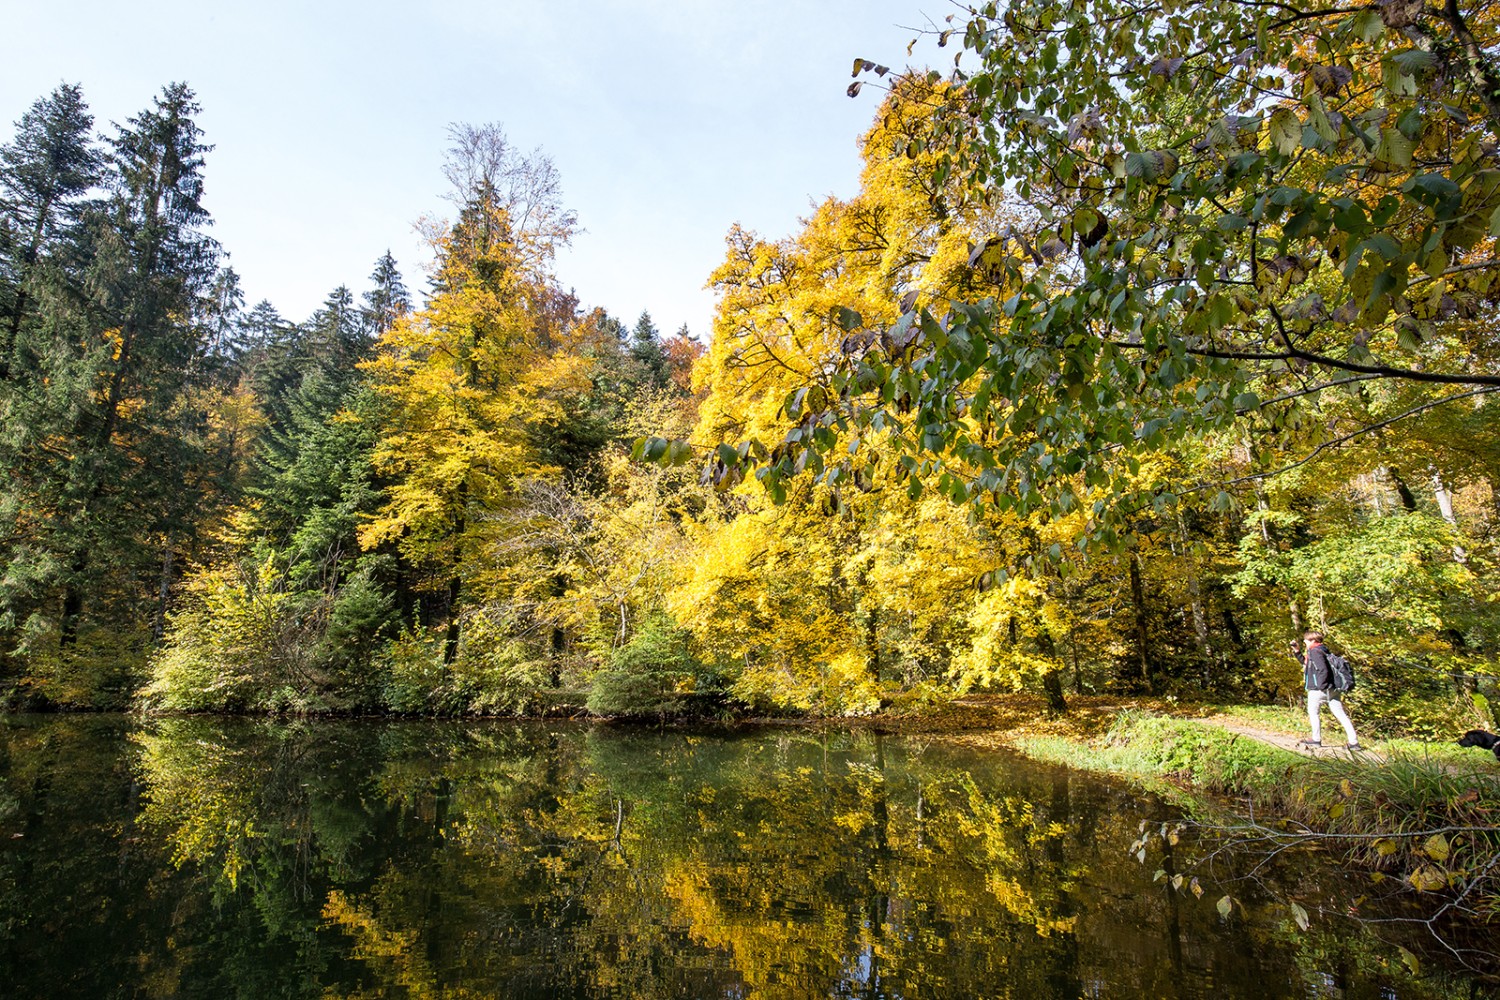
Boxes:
[1197,719,1386,763]
[931,694,1390,763]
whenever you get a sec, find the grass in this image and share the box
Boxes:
[1016,710,1500,928]
[1016,710,1301,805]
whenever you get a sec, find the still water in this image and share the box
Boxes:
[0,715,1482,998]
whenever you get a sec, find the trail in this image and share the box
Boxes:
[1195,718,1387,764]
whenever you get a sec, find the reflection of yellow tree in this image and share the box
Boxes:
[133,722,270,888]
[321,889,490,1000]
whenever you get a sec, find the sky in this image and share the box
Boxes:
[3,0,942,339]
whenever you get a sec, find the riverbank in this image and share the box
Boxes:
[914,696,1500,979]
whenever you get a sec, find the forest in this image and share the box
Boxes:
[1,0,1497,737]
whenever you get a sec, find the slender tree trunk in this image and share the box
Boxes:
[1176,511,1212,684]
[1069,625,1083,695]
[1037,628,1068,713]
[152,542,175,642]
[443,484,468,665]
[549,626,565,688]
[443,574,461,664]
[1128,553,1154,693]
[1432,470,1468,563]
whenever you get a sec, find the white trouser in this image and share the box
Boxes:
[1307,689,1357,744]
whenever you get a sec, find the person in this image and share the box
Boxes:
[1293,631,1359,750]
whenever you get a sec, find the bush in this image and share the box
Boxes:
[587,612,707,718]
[449,609,552,714]
[379,628,454,714]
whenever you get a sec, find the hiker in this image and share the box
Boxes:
[1293,631,1360,750]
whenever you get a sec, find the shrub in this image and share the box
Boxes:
[587,612,705,718]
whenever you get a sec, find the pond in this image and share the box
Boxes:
[0,715,1486,998]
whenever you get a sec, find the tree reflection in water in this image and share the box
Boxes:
[0,716,1487,998]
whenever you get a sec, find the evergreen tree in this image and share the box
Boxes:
[0,83,100,380]
[202,264,244,359]
[361,250,409,336]
[629,310,670,390]
[55,81,220,647]
[238,299,286,356]
[304,284,367,369]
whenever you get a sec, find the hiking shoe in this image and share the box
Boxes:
[1297,738,1321,747]
[1346,743,1361,751]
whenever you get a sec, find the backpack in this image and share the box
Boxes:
[1327,653,1356,693]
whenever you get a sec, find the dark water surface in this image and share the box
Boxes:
[0,715,1484,999]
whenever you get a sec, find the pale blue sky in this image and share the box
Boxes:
[4,1,939,338]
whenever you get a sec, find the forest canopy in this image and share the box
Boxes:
[1,0,1497,732]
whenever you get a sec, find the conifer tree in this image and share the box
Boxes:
[55,81,220,647]
[362,250,410,336]
[629,310,671,391]
[0,83,100,380]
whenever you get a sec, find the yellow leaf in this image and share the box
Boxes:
[1407,864,1447,891]
[1422,833,1450,863]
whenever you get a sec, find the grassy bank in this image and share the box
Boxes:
[1010,710,1500,971]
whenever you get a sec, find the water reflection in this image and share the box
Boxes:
[0,716,1482,998]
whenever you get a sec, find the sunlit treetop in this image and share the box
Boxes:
[654,0,1500,549]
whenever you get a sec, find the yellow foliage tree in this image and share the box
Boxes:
[358,200,591,662]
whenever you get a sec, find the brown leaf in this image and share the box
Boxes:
[1151,57,1186,79]
[1308,64,1353,95]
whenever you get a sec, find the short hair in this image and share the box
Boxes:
[1303,631,1324,643]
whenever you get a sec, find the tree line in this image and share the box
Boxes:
[3,12,1497,731]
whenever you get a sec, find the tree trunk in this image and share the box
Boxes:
[152,543,175,642]
[1176,510,1212,684]
[1128,553,1154,693]
[58,549,88,648]
[1038,628,1068,713]
[1387,467,1419,512]
[443,574,461,665]
[1432,470,1468,563]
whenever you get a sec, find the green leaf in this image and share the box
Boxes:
[1306,92,1338,143]
[1350,9,1384,41]
[1216,894,1233,918]
[1268,108,1301,155]
[1390,49,1436,75]
[1373,127,1415,169]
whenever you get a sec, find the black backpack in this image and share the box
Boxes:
[1327,652,1356,693]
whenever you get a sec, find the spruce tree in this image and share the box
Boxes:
[629,310,670,390]
[0,83,100,380]
[56,81,220,647]
[362,250,409,336]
